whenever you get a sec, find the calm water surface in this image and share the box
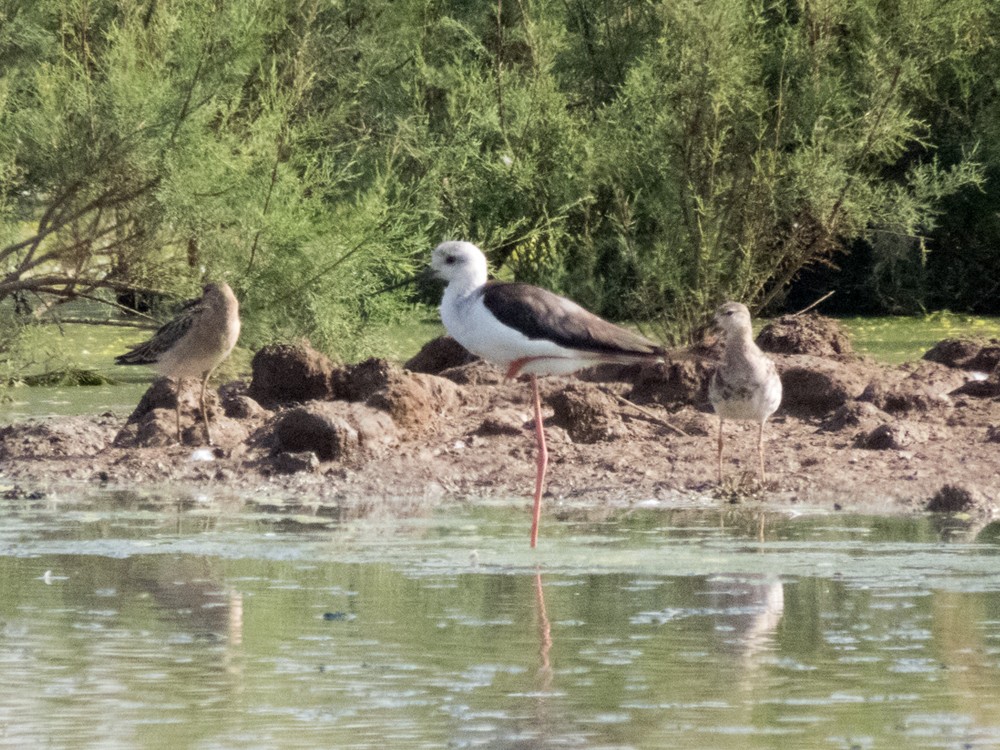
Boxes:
[1,490,1000,749]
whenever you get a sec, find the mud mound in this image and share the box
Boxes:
[969,346,1000,373]
[405,336,477,374]
[951,371,1000,399]
[628,358,712,407]
[249,343,337,404]
[366,372,460,432]
[0,417,116,459]
[818,401,890,433]
[923,338,1000,372]
[858,379,945,414]
[547,382,628,443]
[439,360,507,386]
[272,402,399,462]
[113,377,256,448]
[854,421,929,450]
[333,357,397,401]
[923,339,983,369]
[757,314,855,360]
[773,355,869,417]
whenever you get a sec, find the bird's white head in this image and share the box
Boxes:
[430,241,489,288]
[714,301,753,337]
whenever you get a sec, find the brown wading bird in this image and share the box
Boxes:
[708,301,782,484]
[430,241,665,548]
[116,282,241,445]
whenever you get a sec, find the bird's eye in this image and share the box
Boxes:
[445,255,456,265]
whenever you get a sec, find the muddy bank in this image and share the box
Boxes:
[1,315,999,520]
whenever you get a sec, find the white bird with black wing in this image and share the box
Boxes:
[117,282,241,444]
[430,241,664,547]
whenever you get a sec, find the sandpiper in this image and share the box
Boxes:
[117,282,241,444]
[430,241,664,547]
[708,301,782,484]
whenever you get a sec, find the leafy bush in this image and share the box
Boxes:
[0,0,996,358]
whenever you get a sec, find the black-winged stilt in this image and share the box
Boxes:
[430,241,664,547]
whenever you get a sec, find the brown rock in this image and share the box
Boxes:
[757,314,855,360]
[950,373,1000,399]
[439,360,506,385]
[405,336,477,374]
[272,402,399,461]
[628,358,711,407]
[248,343,337,405]
[272,451,320,474]
[967,345,1000,373]
[922,338,983,369]
[858,379,944,414]
[854,421,929,450]
[334,357,396,401]
[475,408,530,437]
[818,401,890,433]
[547,382,627,443]
[987,425,1000,443]
[367,372,459,432]
[0,417,116,459]
[775,355,868,417]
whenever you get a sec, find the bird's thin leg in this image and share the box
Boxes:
[175,378,183,443]
[529,374,547,549]
[717,418,725,484]
[758,420,767,484]
[200,369,214,445]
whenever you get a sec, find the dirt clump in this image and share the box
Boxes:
[951,370,1000,399]
[547,382,629,443]
[248,343,338,405]
[628,358,710,407]
[854,421,929,450]
[113,377,252,448]
[924,338,1000,372]
[405,336,477,374]
[439,360,507,386]
[757,314,856,360]
[773,355,869,417]
[0,416,117,459]
[475,408,530,437]
[271,401,399,462]
[818,401,890,433]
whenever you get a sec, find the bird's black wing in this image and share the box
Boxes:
[480,282,663,357]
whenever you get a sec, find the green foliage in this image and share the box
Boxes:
[1,0,998,355]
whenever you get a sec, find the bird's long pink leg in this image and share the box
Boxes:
[529,374,547,548]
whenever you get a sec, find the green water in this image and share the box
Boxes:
[840,311,1000,364]
[1,491,1000,749]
